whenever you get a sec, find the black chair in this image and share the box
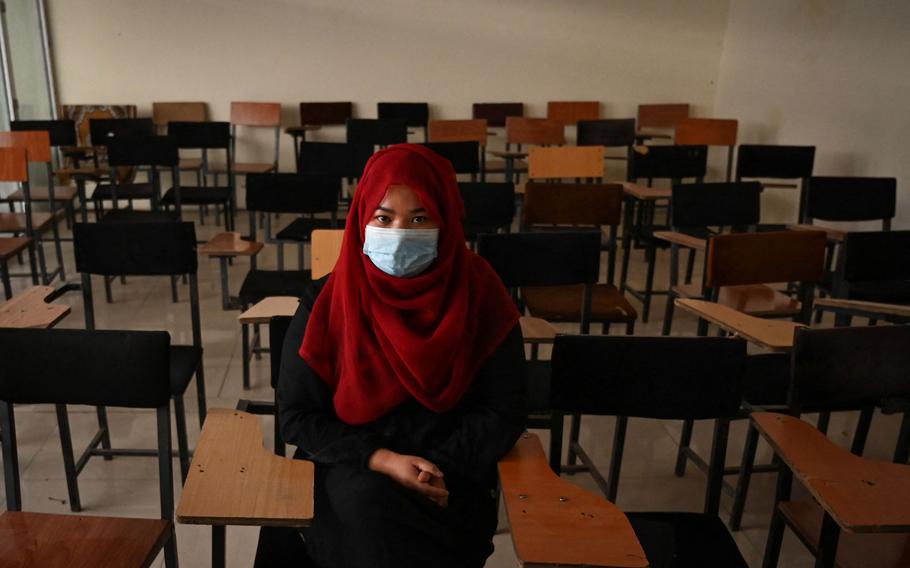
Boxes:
[458,181,515,245]
[548,334,750,568]
[0,327,179,567]
[735,144,815,225]
[421,141,480,178]
[251,173,342,270]
[345,118,407,147]
[577,118,637,177]
[657,181,763,334]
[72,221,205,496]
[288,102,355,164]
[472,102,524,128]
[620,144,708,320]
[805,176,896,229]
[377,102,429,141]
[163,121,235,230]
[754,325,910,567]
[297,141,374,180]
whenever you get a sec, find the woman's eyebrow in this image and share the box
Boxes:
[376,206,395,213]
[410,207,427,213]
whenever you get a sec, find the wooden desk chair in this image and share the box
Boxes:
[527,145,605,181]
[72,221,205,493]
[636,103,689,141]
[472,101,523,129]
[377,102,429,142]
[8,119,81,227]
[0,132,66,287]
[491,117,566,184]
[221,101,282,175]
[345,118,408,147]
[730,324,910,532]
[826,230,910,326]
[152,101,207,180]
[653,181,763,330]
[549,334,750,567]
[674,118,738,181]
[0,327,179,567]
[735,144,816,224]
[577,118,637,176]
[421,141,481,180]
[60,103,136,179]
[458,181,515,247]
[749,325,910,567]
[499,432,648,567]
[287,101,354,164]
[620,144,708,317]
[546,101,601,128]
[428,119,488,179]
[164,121,235,230]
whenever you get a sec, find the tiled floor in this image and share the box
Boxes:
[2,205,903,567]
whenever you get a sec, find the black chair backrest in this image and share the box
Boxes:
[107,135,179,167]
[246,173,340,214]
[168,121,231,149]
[269,316,293,390]
[736,145,815,180]
[790,326,910,412]
[549,335,746,420]
[630,145,708,180]
[577,119,636,148]
[671,181,762,228]
[299,102,353,126]
[0,328,170,408]
[74,221,197,276]
[472,102,524,128]
[477,231,600,288]
[459,182,515,234]
[298,142,374,178]
[11,119,76,147]
[88,118,155,147]
[346,118,408,146]
[841,230,910,283]
[377,102,429,128]
[421,141,479,175]
[805,176,896,223]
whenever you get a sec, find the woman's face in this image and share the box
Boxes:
[367,184,439,230]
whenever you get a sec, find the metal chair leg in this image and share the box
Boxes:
[55,404,83,512]
[674,419,694,476]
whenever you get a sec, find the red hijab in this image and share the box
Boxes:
[299,144,520,425]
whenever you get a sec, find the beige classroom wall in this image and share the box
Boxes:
[47,0,730,176]
[713,0,910,228]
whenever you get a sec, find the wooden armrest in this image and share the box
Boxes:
[519,316,557,344]
[499,433,648,567]
[0,286,70,329]
[814,298,910,321]
[487,150,528,159]
[622,181,671,200]
[238,296,300,324]
[752,412,910,533]
[177,409,314,527]
[652,230,706,250]
[199,232,264,257]
[675,299,802,351]
[786,223,846,242]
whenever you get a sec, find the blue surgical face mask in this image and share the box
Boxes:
[363,225,440,278]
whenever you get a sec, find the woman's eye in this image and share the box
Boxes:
[376,215,391,224]
[412,216,427,224]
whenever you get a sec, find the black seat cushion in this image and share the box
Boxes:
[92,183,154,200]
[170,345,202,395]
[847,280,910,304]
[162,186,231,205]
[275,217,344,242]
[239,270,313,306]
[100,210,180,224]
[627,512,749,568]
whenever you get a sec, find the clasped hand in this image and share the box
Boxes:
[368,448,449,508]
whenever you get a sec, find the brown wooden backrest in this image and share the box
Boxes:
[637,103,690,129]
[427,119,487,147]
[0,131,52,163]
[528,146,604,179]
[523,182,623,227]
[0,147,29,182]
[675,118,738,147]
[152,102,207,127]
[706,230,827,287]
[506,117,566,146]
[299,102,353,126]
[230,102,281,127]
[311,229,345,279]
[546,101,601,126]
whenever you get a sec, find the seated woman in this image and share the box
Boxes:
[278,144,527,567]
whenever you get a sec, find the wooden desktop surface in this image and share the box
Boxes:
[0,286,70,329]
[675,299,802,351]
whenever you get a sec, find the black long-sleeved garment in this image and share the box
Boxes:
[277,278,527,567]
